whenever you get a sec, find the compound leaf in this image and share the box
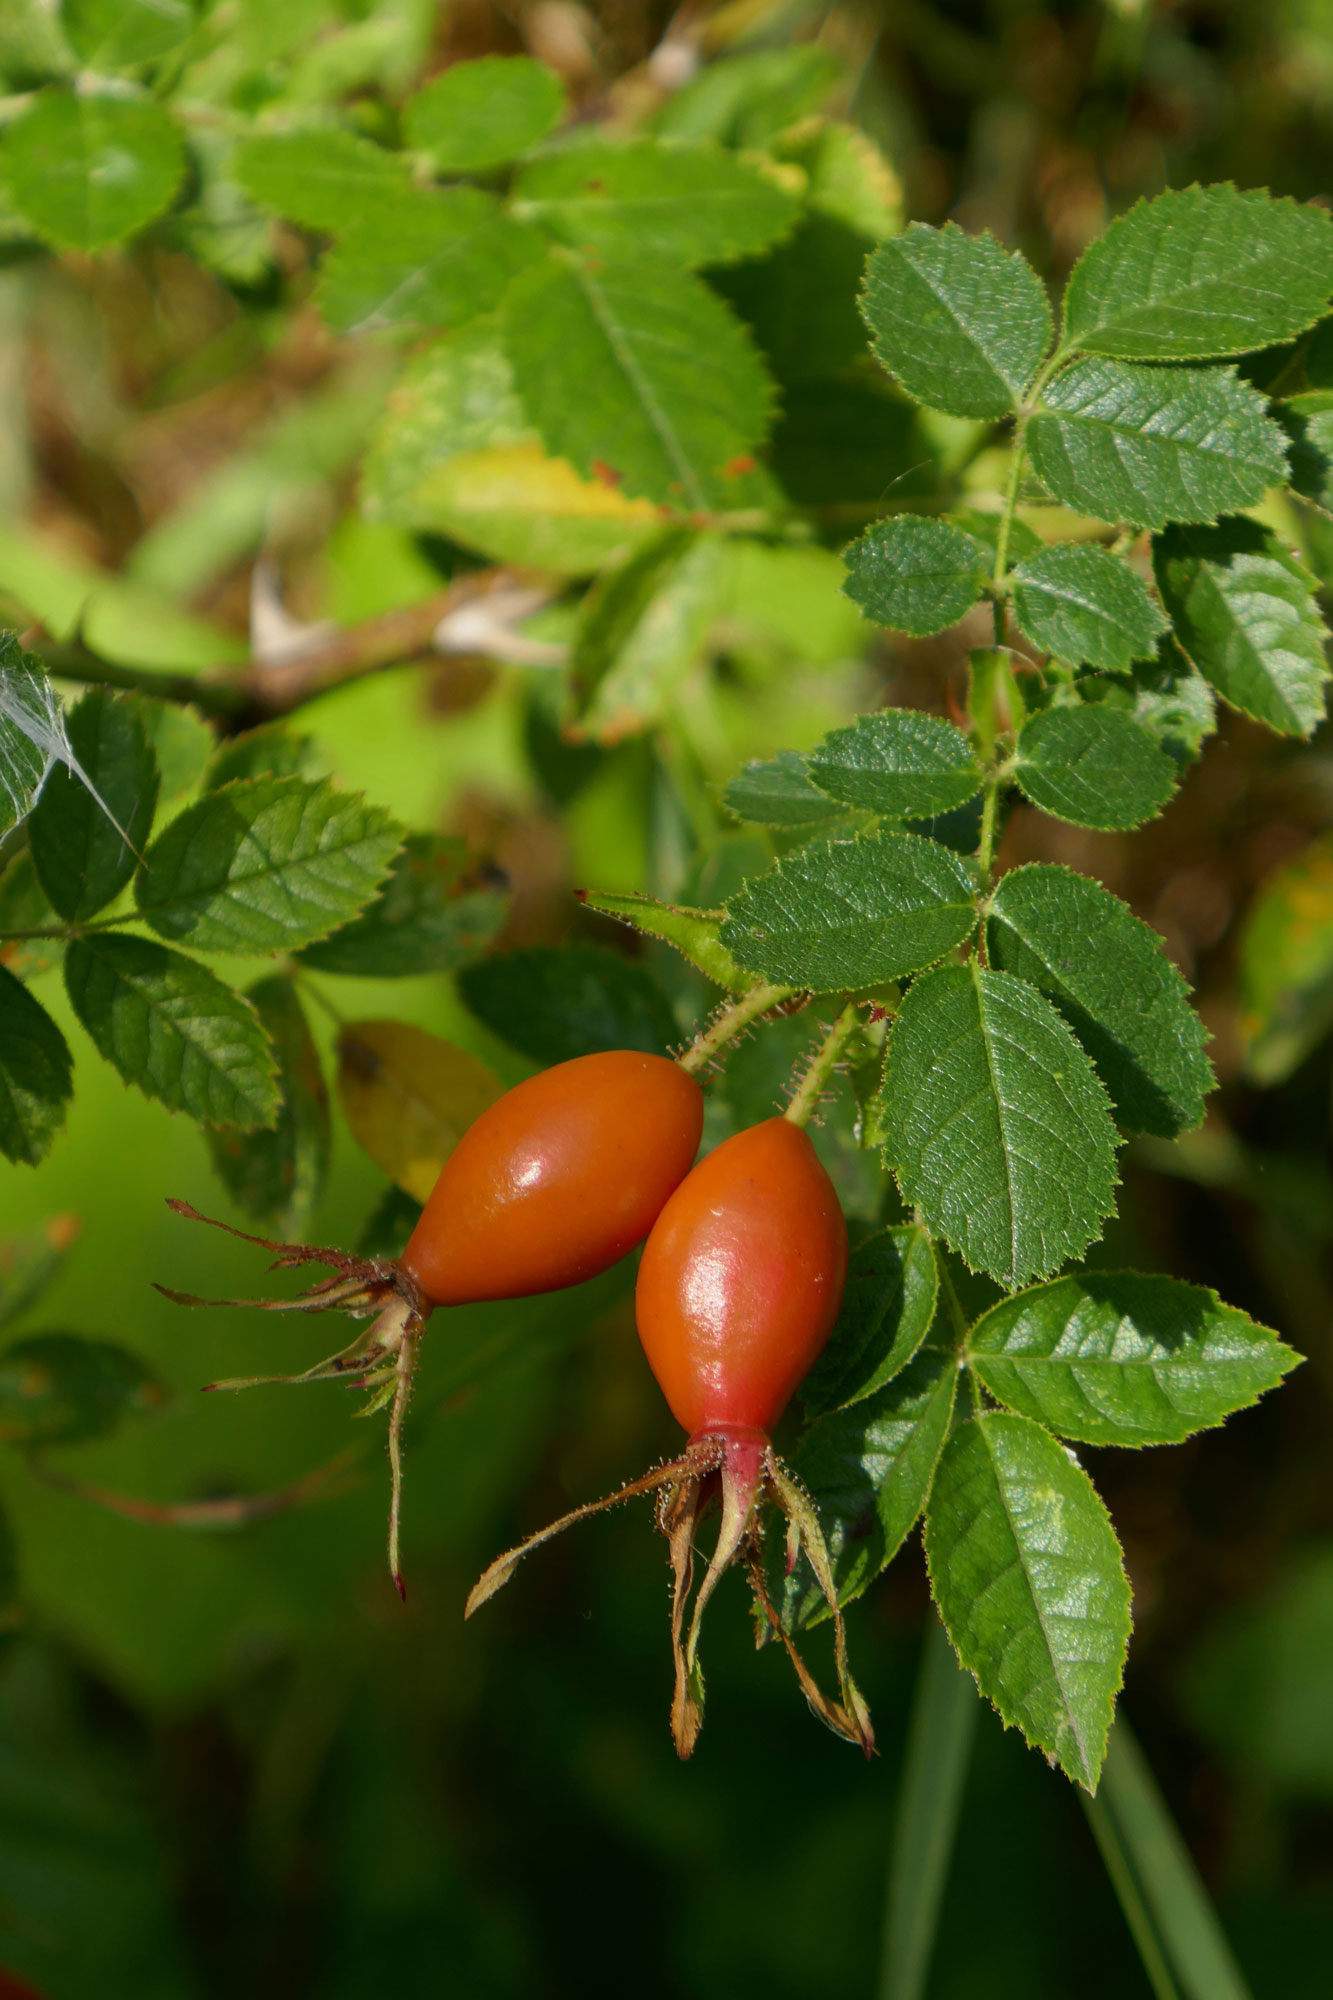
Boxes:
[808,710,983,819]
[924,1411,1131,1789]
[1,90,183,251]
[29,688,158,922]
[205,975,329,1235]
[842,516,989,637]
[986,863,1213,1139]
[1153,518,1330,737]
[0,966,73,1167]
[1028,360,1289,529]
[514,138,798,268]
[502,253,775,512]
[403,55,564,173]
[720,829,978,992]
[1014,704,1177,831]
[861,222,1052,419]
[1061,186,1333,363]
[880,962,1119,1288]
[64,932,279,1131]
[1009,542,1168,670]
[967,1271,1300,1447]
[134,775,402,955]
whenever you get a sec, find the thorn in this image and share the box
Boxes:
[394,1572,407,1603]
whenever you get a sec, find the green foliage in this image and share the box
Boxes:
[458,946,678,1064]
[403,54,565,172]
[924,1412,1131,1789]
[842,516,989,636]
[1027,361,1289,529]
[234,129,412,231]
[0,1333,165,1448]
[1013,704,1178,830]
[0,966,72,1166]
[1,90,184,250]
[1009,543,1168,670]
[29,689,158,923]
[1059,186,1333,362]
[205,975,330,1234]
[803,1224,939,1413]
[63,0,194,69]
[986,864,1214,1138]
[806,711,982,819]
[723,751,847,829]
[1153,519,1329,734]
[966,1273,1300,1448]
[860,223,1053,418]
[0,1217,79,1333]
[720,830,978,991]
[317,192,543,334]
[0,637,74,836]
[64,933,280,1130]
[571,530,731,740]
[1236,829,1333,1084]
[298,832,505,976]
[501,255,773,510]
[880,964,1120,1287]
[513,140,799,268]
[133,776,402,954]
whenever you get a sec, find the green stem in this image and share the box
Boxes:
[1082,1786,1182,2000]
[878,1613,978,2000]
[677,981,794,1076]
[1089,1718,1254,2000]
[974,775,1002,886]
[784,1000,859,1127]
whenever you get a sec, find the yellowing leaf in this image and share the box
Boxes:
[335,1019,502,1200]
[411,443,661,575]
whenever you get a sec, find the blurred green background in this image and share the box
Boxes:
[4,0,1333,1995]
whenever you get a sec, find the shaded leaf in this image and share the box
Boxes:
[771,119,901,240]
[924,1411,1131,1789]
[842,516,989,636]
[234,129,411,232]
[0,1334,166,1448]
[987,863,1213,1139]
[1009,543,1168,670]
[1014,704,1177,831]
[134,776,403,955]
[1,89,184,251]
[655,45,842,148]
[203,722,320,792]
[808,710,982,819]
[357,1184,424,1262]
[458,946,678,1064]
[861,222,1053,419]
[64,932,279,1130]
[880,962,1119,1287]
[967,1271,1300,1447]
[298,833,505,977]
[335,1019,502,1202]
[1028,360,1289,529]
[0,964,72,1166]
[579,889,758,994]
[0,847,61,982]
[1153,518,1329,737]
[0,1214,80,1334]
[316,191,544,335]
[783,1349,956,1627]
[723,751,846,829]
[127,699,214,803]
[29,688,158,923]
[403,54,564,172]
[205,976,329,1235]
[1061,186,1333,363]
[720,829,978,992]
[502,254,775,512]
[1104,639,1218,766]
[514,139,798,268]
[803,1224,940,1414]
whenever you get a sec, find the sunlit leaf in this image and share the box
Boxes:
[403,55,564,172]
[1014,704,1177,830]
[1,89,184,250]
[234,128,411,232]
[842,516,989,636]
[1009,542,1168,670]
[514,139,799,268]
[807,710,983,819]
[316,191,544,335]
